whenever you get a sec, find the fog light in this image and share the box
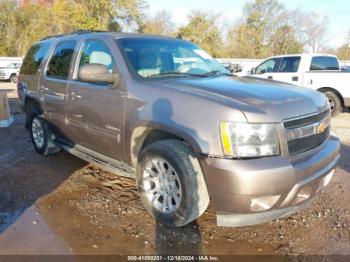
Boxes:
[317,169,335,192]
[323,169,334,187]
[250,195,280,212]
[295,186,313,204]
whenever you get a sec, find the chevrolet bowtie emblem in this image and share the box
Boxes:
[316,122,327,134]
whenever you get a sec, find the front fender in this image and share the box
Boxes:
[124,82,247,167]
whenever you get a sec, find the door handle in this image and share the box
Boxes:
[268,76,273,80]
[292,76,299,81]
[70,91,82,100]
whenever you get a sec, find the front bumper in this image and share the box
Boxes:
[200,134,340,227]
[0,75,10,80]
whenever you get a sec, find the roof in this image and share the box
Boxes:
[40,30,179,42]
[269,53,338,59]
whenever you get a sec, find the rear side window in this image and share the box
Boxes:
[21,42,50,75]
[278,56,301,73]
[310,56,339,71]
[46,41,76,79]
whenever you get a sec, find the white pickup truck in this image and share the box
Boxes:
[249,54,350,116]
[0,62,21,83]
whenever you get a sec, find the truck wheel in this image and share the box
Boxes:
[10,74,17,83]
[30,116,61,156]
[137,139,210,228]
[325,92,342,117]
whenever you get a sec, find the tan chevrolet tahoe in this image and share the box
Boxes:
[17,31,340,227]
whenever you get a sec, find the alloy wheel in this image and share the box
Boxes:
[32,118,44,148]
[142,158,182,213]
[328,97,335,112]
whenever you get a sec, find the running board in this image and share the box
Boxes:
[54,139,135,178]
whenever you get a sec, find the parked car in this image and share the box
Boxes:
[18,31,340,227]
[249,54,350,117]
[0,62,21,83]
[341,66,350,72]
[221,62,243,74]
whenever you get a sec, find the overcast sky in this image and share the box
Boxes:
[147,0,350,48]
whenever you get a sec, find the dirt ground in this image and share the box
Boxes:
[0,82,349,257]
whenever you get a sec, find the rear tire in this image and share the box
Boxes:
[30,116,61,156]
[137,139,210,228]
[325,92,342,117]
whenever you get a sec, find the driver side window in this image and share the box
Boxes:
[77,40,115,79]
[256,58,280,74]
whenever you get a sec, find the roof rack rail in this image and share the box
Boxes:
[71,30,108,35]
[40,29,109,41]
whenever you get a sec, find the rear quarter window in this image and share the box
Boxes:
[21,42,51,75]
[310,56,339,71]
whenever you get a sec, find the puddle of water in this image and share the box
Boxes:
[0,206,71,255]
[36,199,153,255]
[0,200,274,256]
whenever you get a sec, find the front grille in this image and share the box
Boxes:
[284,110,331,155]
[287,127,330,155]
[283,110,330,129]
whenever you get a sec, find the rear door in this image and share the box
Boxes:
[39,40,77,131]
[303,56,341,89]
[272,56,302,86]
[66,38,125,159]
[19,41,52,105]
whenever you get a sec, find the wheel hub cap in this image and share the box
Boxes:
[32,118,44,148]
[142,158,182,213]
[328,98,335,112]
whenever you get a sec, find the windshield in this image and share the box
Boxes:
[117,38,229,78]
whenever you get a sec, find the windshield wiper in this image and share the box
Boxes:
[147,72,197,78]
[198,71,234,77]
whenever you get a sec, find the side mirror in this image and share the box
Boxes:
[250,67,256,75]
[78,64,119,87]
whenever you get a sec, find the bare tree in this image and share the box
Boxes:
[143,10,176,36]
[292,10,329,53]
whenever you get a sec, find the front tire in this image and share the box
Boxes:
[137,139,210,228]
[325,92,342,117]
[30,116,61,156]
[10,74,17,83]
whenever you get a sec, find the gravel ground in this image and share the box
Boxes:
[0,82,349,257]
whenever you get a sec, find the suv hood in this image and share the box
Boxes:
[155,76,328,123]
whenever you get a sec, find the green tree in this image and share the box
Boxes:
[177,10,224,57]
[0,0,18,56]
[0,0,148,56]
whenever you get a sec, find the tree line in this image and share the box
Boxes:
[0,0,348,59]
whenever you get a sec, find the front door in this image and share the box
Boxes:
[66,39,124,159]
[252,57,281,81]
[271,56,303,86]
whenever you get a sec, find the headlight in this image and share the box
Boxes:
[220,122,280,158]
